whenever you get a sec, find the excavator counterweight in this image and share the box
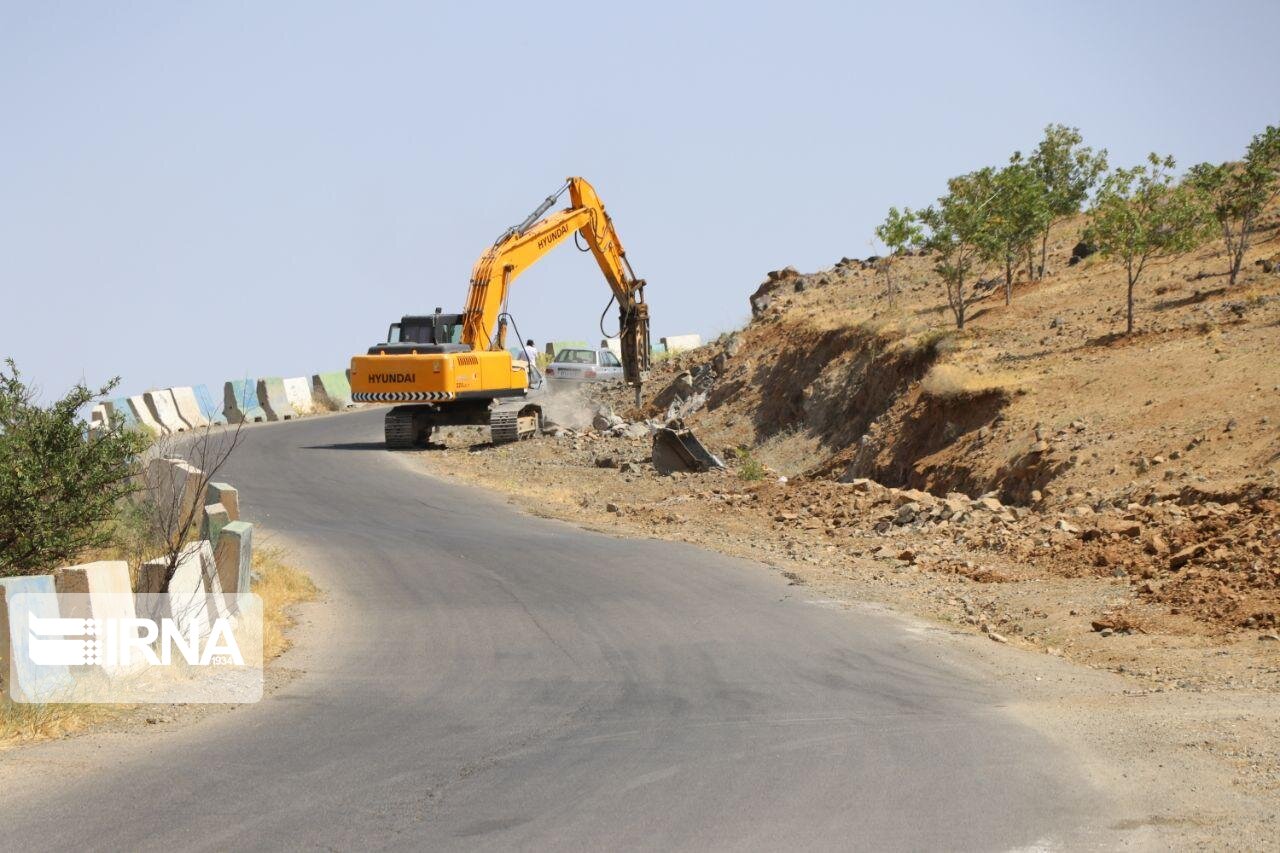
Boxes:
[349,177,651,448]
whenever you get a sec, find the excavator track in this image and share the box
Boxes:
[490,407,540,444]
[384,410,416,449]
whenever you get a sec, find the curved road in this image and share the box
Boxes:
[2,410,1120,850]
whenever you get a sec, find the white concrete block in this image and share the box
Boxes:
[170,386,210,430]
[89,404,109,435]
[661,334,703,353]
[144,389,189,433]
[282,376,314,414]
[138,541,224,639]
[53,561,144,676]
[127,395,168,435]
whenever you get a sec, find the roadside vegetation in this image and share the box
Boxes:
[877,122,1280,335]
[255,546,319,660]
[0,364,319,747]
[0,360,149,575]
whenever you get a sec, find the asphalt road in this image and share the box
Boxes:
[1,410,1120,851]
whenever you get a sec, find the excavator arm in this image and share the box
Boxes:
[461,177,651,391]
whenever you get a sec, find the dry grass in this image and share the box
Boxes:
[753,427,823,477]
[920,363,1017,398]
[253,546,319,660]
[0,700,116,748]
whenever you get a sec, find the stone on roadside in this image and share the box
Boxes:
[895,488,933,507]
[894,502,921,524]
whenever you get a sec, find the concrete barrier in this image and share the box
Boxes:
[138,542,222,639]
[207,482,240,520]
[53,561,143,676]
[144,389,189,433]
[192,384,227,425]
[127,394,168,435]
[106,398,138,430]
[201,502,230,544]
[185,540,231,621]
[54,559,133,599]
[0,575,72,701]
[170,386,209,430]
[282,376,315,414]
[661,334,703,353]
[224,380,268,424]
[89,404,109,434]
[215,521,253,609]
[145,457,204,537]
[311,371,353,410]
[256,377,296,421]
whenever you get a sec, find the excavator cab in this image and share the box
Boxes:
[370,311,470,355]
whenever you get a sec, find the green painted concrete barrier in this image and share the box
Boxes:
[311,371,353,410]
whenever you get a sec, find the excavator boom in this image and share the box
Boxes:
[461,177,651,387]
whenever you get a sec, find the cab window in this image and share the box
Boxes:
[600,351,621,367]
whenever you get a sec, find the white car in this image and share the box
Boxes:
[544,347,624,383]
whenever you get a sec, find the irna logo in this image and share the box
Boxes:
[28,613,244,667]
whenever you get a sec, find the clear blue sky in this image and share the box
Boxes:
[3,1,1278,401]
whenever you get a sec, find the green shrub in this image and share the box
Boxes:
[734,448,766,482]
[0,360,151,576]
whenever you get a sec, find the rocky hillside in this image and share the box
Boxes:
[578,206,1280,634]
[648,210,1280,503]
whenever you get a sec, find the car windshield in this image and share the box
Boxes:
[554,349,597,365]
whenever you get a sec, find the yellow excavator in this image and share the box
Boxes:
[349,177,652,449]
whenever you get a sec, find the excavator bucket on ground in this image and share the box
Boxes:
[651,423,725,475]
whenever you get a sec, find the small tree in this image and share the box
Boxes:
[1086,154,1210,335]
[1187,125,1280,287]
[873,206,923,304]
[1029,124,1108,278]
[983,154,1051,305]
[0,360,151,575]
[142,410,247,594]
[918,169,996,330]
